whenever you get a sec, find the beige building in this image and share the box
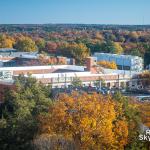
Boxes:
[0,57,136,89]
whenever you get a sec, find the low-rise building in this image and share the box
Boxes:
[0,57,133,89]
[1,56,144,101]
[93,53,143,72]
[0,48,75,67]
[0,48,39,67]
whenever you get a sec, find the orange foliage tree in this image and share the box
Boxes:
[39,92,128,149]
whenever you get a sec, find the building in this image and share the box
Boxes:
[93,53,143,72]
[0,48,38,58]
[0,48,39,67]
[1,56,143,102]
[0,48,75,67]
[0,57,133,89]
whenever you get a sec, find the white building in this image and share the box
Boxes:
[93,53,143,72]
[0,64,133,89]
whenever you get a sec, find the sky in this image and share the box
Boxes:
[0,0,149,25]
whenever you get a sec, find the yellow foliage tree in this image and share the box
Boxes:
[14,36,37,52]
[39,92,128,149]
[97,60,118,69]
[0,34,14,48]
[113,42,123,54]
[60,43,90,64]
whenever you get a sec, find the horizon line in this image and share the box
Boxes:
[0,23,150,26]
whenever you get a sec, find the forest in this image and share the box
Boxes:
[0,24,150,66]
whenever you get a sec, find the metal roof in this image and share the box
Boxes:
[0,49,38,58]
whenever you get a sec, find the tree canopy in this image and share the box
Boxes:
[0,75,52,150]
[0,34,14,48]
[14,36,37,52]
[38,92,142,150]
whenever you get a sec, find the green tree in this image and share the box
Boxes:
[144,46,150,67]
[86,41,103,54]
[130,48,142,57]
[101,41,116,53]
[71,76,82,88]
[0,75,52,150]
[100,41,123,54]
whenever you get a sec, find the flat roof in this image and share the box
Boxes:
[94,52,142,59]
[0,48,17,53]
[0,65,85,71]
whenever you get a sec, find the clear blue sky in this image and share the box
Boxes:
[0,0,149,24]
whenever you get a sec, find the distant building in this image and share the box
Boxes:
[0,48,75,67]
[0,48,39,67]
[93,53,143,72]
[0,48,38,57]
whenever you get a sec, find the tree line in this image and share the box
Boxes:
[0,27,150,66]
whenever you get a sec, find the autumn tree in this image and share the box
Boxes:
[94,32,104,41]
[45,41,58,53]
[59,43,90,64]
[129,31,139,42]
[97,60,118,69]
[113,42,123,54]
[35,38,46,52]
[39,92,130,150]
[14,36,37,52]
[118,35,125,43]
[0,34,14,48]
